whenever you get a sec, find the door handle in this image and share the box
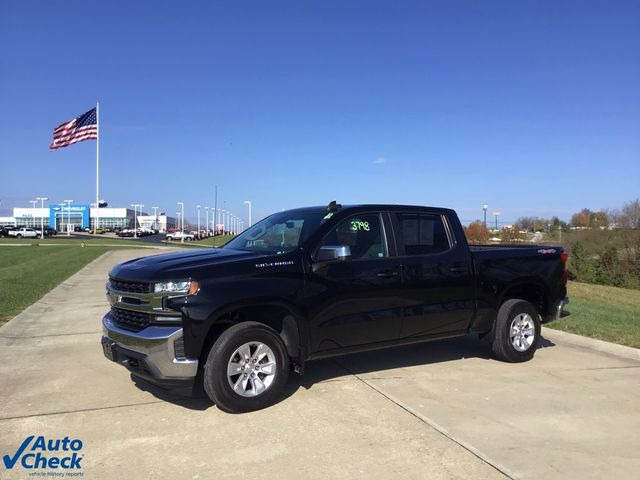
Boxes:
[377,270,399,278]
[449,266,468,273]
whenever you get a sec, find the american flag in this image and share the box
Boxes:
[50,107,98,151]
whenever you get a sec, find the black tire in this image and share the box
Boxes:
[17,234,22,238]
[203,322,290,413]
[491,299,541,363]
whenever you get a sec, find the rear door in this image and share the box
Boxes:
[390,211,475,338]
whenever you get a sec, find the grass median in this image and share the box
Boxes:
[547,282,640,348]
[0,238,172,325]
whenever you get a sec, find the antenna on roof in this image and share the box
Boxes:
[326,200,342,212]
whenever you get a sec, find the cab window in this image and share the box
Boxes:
[396,213,450,255]
[320,213,388,260]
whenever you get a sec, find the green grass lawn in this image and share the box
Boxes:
[0,238,175,325]
[547,281,640,348]
[0,236,161,247]
[184,234,235,248]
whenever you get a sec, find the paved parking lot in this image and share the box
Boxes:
[1,249,639,479]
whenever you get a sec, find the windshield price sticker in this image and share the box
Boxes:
[350,220,370,231]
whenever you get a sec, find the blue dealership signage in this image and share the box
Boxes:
[49,204,90,229]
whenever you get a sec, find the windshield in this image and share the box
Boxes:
[224,210,327,254]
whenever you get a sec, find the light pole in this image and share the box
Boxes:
[64,200,73,235]
[36,197,48,238]
[244,201,252,227]
[152,206,159,231]
[483,204,488,230]
[221,209,226,235]
[29,200,37,208]
[197,205,201,239]
[130,204,140,238]
[492,211,500,231]
[205,207,209,236]
[177,202,184,243]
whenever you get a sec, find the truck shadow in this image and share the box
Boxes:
[131,334,556,411]
[284,334,555,403]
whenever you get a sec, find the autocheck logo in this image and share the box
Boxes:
[3,435,84,473]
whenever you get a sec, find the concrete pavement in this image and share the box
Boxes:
[1,248,639,479]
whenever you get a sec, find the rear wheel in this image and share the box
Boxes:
[17,234,22,238]
[491,299,540,363]
[203,322,290,413]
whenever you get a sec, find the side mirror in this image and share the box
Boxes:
[316,245,352,263]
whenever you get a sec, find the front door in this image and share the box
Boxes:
[305,212,404,354]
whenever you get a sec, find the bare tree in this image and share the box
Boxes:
[621,199,640,229]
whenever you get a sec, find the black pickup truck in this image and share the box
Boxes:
[102,202,569,412]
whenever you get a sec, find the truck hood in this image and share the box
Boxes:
[109,248,268,282]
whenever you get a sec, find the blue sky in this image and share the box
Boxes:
[0,0,638,225]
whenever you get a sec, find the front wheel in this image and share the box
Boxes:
[203,322,290,413]
[491,299,541,363]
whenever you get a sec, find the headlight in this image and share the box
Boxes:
[154,279,200,295]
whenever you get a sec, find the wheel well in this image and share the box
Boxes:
[202,305,301,361]
[501,284,547,318]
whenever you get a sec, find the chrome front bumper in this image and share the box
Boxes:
[102,313,198,381]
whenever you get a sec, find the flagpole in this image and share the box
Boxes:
[95,102,100,234]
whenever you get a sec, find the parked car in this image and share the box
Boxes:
[40,226,57,236]
[0,226,17,237]
[165,231,195,241]
[117,228,135,237]
[8,227,41,238]
[102,202,569,413]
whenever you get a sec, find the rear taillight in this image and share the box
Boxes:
[560,252,569,284]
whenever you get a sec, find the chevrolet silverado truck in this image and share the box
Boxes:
[102,202,569,412]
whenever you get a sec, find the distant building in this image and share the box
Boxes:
[7,205,175,233]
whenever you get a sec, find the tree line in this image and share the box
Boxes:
[515,199,640,231]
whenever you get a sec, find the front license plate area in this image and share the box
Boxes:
[101,338,118,362]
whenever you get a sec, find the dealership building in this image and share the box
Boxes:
[0,204,175,233]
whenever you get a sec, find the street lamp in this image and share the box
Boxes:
[152,206,159,231]
[197,205,201,239]
[221,209,226,235]
[177,202,184,243]
[244,201,252,227]
[483,204,488,230]
[36,197,48,238]
[29,200,37,208]
[63,200,73,235]
[205,207,209,236]
[130,204,139,238]
[492,211,500,231]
